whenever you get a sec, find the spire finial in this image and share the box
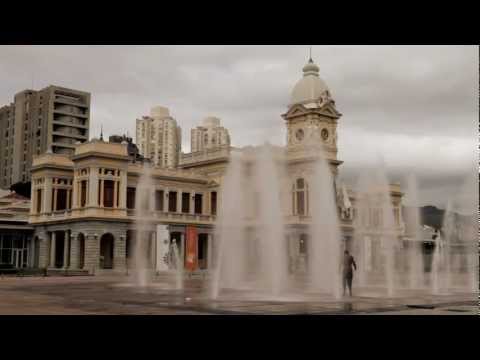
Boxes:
[100,124,104,141]
[309,45,313,63]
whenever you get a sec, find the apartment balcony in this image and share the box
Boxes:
[52,131,88,141]
[54,96,89,108]
[52,119,88,130]
[53,108,89,119]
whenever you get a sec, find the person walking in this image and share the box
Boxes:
[342,250,357,296]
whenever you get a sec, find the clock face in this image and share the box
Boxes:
[321,128,329,141]
[295,129,304,142]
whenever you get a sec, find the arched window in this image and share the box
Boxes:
[293,178,308,216]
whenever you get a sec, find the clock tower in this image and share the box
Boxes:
[282,57,342,167]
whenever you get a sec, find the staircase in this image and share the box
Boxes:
[46,269,91,276]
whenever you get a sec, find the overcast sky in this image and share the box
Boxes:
[0,45,477,208]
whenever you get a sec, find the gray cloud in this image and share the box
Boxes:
[0,45,477,208]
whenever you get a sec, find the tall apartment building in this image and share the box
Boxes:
[190,116,230,153]
[0,86,90,189]
[135,106,182,168]
[0,104,15,189]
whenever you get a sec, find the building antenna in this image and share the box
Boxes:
[100,124,104,141]
[309,45,313,62]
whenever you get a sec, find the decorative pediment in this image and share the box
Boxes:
[316,102,342,118]
[283,102,341,120]
[283,104,308,119]
[207,179,220,187]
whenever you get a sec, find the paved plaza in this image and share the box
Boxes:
[0,274,477,315]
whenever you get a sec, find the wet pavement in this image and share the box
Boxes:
[0,275,477,315]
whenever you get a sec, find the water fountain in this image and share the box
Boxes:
[171,239,184,290]
[441,171,478,294]
[211,145,290,299]
[403,174,426,290]
[308,147,342,299]
[211,151,248,299]
[254,145,289,296]
[132,162,155,287]
[353,164,398,297]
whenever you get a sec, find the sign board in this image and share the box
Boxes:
[185,226,198,271]
[156,224,170,272]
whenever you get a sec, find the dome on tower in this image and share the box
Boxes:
[289,58,331,108]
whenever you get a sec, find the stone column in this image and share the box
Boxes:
[52,188,58,211]
[43,177,53,213]
[72,180,78,209]
[180,233,185,268]
[70,233,79,269]
[88,167,99,207]
[164,188,169,212]
[207,233,213,269]
[177,190,182,213]
[66,189,71,210]
[201,192,207,215]
[49,232,56,268]
[99,179,104,207]
[150,231,156,268]
[190,191,195,215]
[113,233,126,272]
[63,231,70,269]
[84,234,100,274]
[38,235,49,268]
[118,170,127,209]
[150,188,156,212]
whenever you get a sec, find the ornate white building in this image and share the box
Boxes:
[14,57,406,275]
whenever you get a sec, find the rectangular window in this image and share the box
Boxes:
[296,191,305,215]
[127,187,136,209]
[211,191,217,215]
[80,180,87,207]
[36,189,42,213]
[168,191,177,212]
[182,192,190,213]
[194,194,202,214]
[56,189,67,211]
[155,190,164,211]
[198,235,207,260]
[103,180,114,208]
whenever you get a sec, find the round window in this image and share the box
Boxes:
[321,128,329,140]
[295,129,304,141]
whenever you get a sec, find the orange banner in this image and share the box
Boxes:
[185,226,198,271]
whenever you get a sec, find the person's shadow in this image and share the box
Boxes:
[343,302,353,313]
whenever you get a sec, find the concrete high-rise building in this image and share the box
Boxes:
[190,116,230,153]
[0,103,15,189]
[135,106,181,168]
[0,86,91,189]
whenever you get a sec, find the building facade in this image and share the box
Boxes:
[190,116,230,153]
[0,190,34,269]
[0,86,91,189]
[21,58,406,275]
[135,106,182,168]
